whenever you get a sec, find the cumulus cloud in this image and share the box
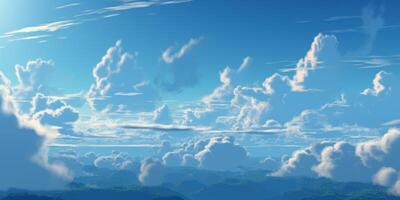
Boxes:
[94,151,134,170]
[50,151,85,177]
[361,71,389,96]
[194,136,249,171]
[50,151,136,177]
[273,141,334,177]
[264,33,340,93]
[273,129,400,196]
[153,104,173,124]
[373,167,398,187]
[158,136,251,171]
[138,158,165,186]
[183,56,260,129]
[182,33,343,133]
[13,59,54,105]
[0,86,70,190]
[314,141,372,182]
[31,93,80,136]
[162,151,183,167]
[181,154,199,167]
[87,40,159,113]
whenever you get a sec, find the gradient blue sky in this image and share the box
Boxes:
[1,0,400,158]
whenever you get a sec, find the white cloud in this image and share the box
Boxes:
[87,40,159,113]
[56,3,80,10]
[272,141,334,177]
[289,33,339,92]
[13,59,54,100]
[105,1,156,11]
[373,167,398,187]
[314,141,372,182]
[138,158,165,186]
[183,56,256,128]
[94,151,134,170]
[158,37,203,91]
[30,93,80,136]
[162,151,183,167]
[361,71,389,96]
[194,136,249,171]
[4,20,78,38]
[273,128,400,196]
[162,37,202,64]
[237,56,252,72]
[153,104,173,124]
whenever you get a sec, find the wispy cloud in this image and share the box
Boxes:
[324,15,360,22]
[162,37,202,64]
[122,124,206,132]
[104,1,156,11]
[56,2,80,10]
[238,56,252,72]
[9,35,49,42]
[4,20,78,38]
[161,0,193,5]
[2,0,193,44]
[103,13,121,19]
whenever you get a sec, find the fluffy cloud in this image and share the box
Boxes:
[50,151,85,177]
[31,93,80,136]
[181,154,199,167]
[288,33,340,92]
[50,151,136,177]
[373,167,398,187]
[0,86,70,190]
[162,151,183,167]
[87,40,158,113]
[138,158,165,186]
[183,57,257,128]
[94,151,134,170]
[158,136,251,171]
[272,141,334,177]
[314,141,372,182]
[273,129,400,196]
[195,136,249,171]
[361,71,389,96]
[12,59,54,111]
[153,104,173,124]
[183,33,342,132]
[356,128,400,171]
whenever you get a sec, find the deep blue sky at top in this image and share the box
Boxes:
[0,0,399,104]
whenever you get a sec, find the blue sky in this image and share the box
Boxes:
[1,0,400,158]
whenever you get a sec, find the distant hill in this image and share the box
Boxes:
[0,187,185,200]
[2,170,400,200]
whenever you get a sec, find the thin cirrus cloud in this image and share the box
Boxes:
[1,0,193,44]
[56,2,81,10]
[162,37,203,64]
[158,37,203,91]
[76,0,192,17]
[2,20,79,41]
